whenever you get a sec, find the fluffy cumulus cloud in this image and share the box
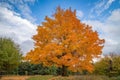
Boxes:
[0,6,37,55]
[0,0,36,22]
[83,8,120,54]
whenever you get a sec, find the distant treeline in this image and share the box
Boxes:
[1,55,120,77]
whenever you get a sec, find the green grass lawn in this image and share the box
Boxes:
[27,75,120,80]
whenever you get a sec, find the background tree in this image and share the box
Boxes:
[94,53,120,77]
[0,37,22,74]
[25,7,105,76]
[93,57,109,75]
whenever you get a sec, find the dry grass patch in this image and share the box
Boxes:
[0,75,31,80]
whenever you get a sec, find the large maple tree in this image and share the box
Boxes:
[25,7,105,76]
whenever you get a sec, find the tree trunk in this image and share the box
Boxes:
[61,65,68,76]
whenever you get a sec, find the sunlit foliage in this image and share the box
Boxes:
[25,7,105,73]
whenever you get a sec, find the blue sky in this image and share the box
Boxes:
[0,0,120,55]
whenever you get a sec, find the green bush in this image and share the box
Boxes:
[94,55,120,77]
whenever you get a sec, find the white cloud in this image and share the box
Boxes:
[83,8,120,54]
[0,2,13,10]
[0,0,36,23]
[20,40,34,56]
[17,3,36,22]
[90,0,115,17]
[104,0,115,12]
[0,6,37,54]
[107,9,120,23]
[76,10,84,18]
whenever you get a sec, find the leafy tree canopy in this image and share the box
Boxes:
[25,7,105,75]
[0,37,22,73]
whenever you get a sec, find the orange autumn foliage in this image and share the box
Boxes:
[25,7,105,72]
